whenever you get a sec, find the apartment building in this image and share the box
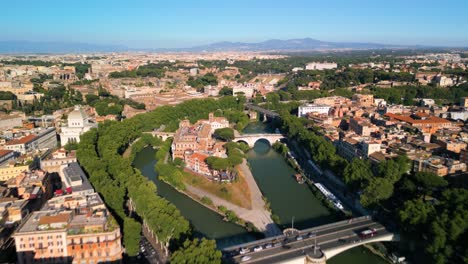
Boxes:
[298,104,331,117]
[13,193,123,264]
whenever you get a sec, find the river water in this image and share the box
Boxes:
[132,122,387,263]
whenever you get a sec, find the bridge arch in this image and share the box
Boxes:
[233,134,285,148]
[323,233,399,259]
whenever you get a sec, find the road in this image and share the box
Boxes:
[185,159,281,237]
[224,217,390,263]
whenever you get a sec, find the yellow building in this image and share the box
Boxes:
[0,164,29,182]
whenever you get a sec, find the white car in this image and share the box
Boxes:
[241,256,252,262]
[264,243,273,249]
[296,236,303,241]
[240,248,250,255]
[253,246,263,252]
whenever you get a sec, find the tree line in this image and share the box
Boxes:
[76,96,244,261]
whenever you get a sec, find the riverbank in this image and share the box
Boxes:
[179,159,281,237]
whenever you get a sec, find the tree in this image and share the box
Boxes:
[214,128,234,141]
[123,217,141,256]
[219,86,233,96]
[412,172,448,198]
[170,238,222,264]
[360,178,394,208]
[343,158,373,191]
[399,199,434,228]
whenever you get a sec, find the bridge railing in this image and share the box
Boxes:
[222,216,372,251]
[300,215,371,234]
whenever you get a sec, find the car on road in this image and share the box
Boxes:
[240,248,250,255]
[253,246,263,252]
[274,242,282,247]
[338,238,347,243]
[308,233,316,238]
[296,236,303,241]
[241,256,252,262]
[264,243,273,249]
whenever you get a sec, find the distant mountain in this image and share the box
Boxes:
[0,38,420,54]
[178,38,403,52]
[0,41,128,54]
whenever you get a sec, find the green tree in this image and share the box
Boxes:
[123,217,141,256]
[214,127,234,141]
[412,172,448,198]
[170,238,222,264]
[219,86,233,96]
[343,158,373,191]
[399,199,434,228]
[360,178,394,208]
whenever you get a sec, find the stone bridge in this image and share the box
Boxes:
[234,133,285,147]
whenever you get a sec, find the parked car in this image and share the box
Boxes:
[253,246,263,252]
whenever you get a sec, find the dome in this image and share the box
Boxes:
[68,105,87,121]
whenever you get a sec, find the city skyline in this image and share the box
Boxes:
[2,0,468,49]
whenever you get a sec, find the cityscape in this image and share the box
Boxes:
[0,1,467,264]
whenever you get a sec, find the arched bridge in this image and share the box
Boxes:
[234,133,285,147]
[223,216,398,264]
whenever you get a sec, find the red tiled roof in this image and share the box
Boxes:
[189,152,209,161]
[5,135,37,145]
[385,113,451,125]
[0,149,13,157]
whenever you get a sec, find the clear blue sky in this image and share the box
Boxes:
[2,0,467,48]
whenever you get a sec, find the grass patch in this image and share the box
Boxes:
[182,166,252,209]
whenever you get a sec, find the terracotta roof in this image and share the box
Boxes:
[5,135,37,145]
[189,152,209,162]
[0,149,13,157]
[385,113,451,125]
[39,213,71,225]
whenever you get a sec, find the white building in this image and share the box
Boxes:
[60,106,97,146]
[298,104,331,117]
[305,62,338,71]
[233,84,255,98]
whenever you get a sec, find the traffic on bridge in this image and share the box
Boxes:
[223,216,395,263]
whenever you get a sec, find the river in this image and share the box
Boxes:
[132,122,388,263]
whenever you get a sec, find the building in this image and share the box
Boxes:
[298,104,331,117]
[3,128,57,155]
[461,97,468,108]
[352,94,374,107]
[385,112,452,134]
[313,96,351,107]
[0,164,29,182]
[13,192,123,264]
[4,135,37,155]
[60,106,97,146]
[5,169,53,201]
[232,84,255,98]
[0,113,23,130]
[349,117,378,137]
[0,149,16,167]
[305,62,337,70]
[60,163,94,196]
[40,149,77,173]
[184,152,211,176]
[412,156,454,177]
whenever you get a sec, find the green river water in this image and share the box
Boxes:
[132,122,388,263]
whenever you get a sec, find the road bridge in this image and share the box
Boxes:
[223,216,398,264]
[234,133,285,147]
[245,103,279,119]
